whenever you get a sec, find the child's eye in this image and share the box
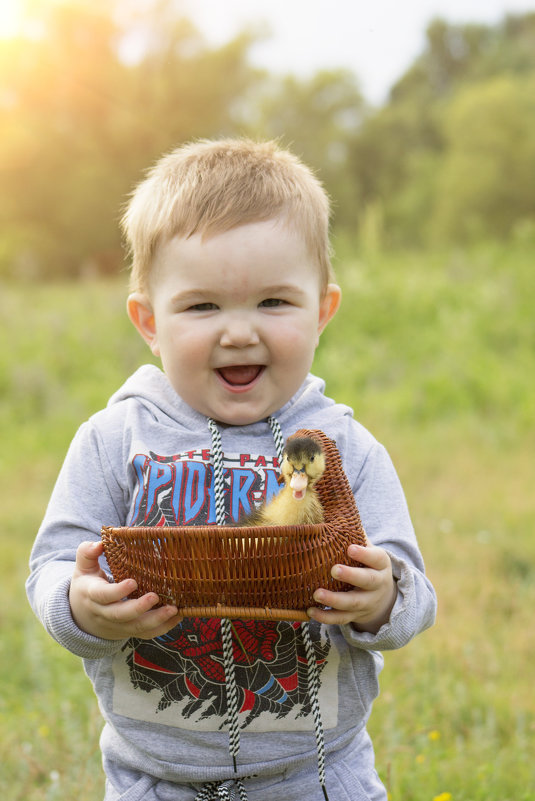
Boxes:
[187,302,218,311]
[259,298,287,308]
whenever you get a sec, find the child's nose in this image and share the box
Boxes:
[219,315,260,348]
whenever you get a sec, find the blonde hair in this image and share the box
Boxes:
[121,138,334,293]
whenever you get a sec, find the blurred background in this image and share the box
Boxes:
[1,1,534,799]
[2,0,535,278]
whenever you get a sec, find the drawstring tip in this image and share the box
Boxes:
[321,784,330,801]
[232,755,237,773]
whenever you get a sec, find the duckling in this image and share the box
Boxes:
[242,436,326,526]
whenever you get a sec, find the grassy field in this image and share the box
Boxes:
[1,241,534,800]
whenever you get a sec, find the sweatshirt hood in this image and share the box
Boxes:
[107,365,206,430]
[106,364,353,434]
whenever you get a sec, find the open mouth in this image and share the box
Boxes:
[216,365,265,388]
[290,471,308,501]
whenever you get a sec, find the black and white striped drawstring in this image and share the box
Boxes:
[266,415,285,463]
[200,417,329,801]
[207,417,242,777]
[194,778,248,801]
[207,418,227,526]
[300,621,329,801]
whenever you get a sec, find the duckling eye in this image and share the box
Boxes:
[310,455,315,462]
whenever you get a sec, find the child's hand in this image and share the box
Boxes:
[69,541,183,640]
[307,543,397,633]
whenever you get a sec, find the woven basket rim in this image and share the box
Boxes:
[103,523,330,538]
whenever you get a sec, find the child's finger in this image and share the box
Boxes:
[117,593,162,620]
[90,586,174,623]
[312,586,361,611]
[131,604,181,634]
[87,577,138,605]
[347,543,390,570]
[141,611,184,639]
[330,563,381,591]
[105,597,180,635]
[74,540,104,574]
[307,601,356,626]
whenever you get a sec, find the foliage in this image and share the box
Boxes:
[246,68,366,228]
[2,241,534,798]
[350,12,535,246]
[2,4,535,277]
[432,74,535,242]
[0,0,260,279]
[391,13,535,100]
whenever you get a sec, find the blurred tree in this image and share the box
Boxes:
[3,4,535,276]
[0,0,260,279]
[348,98,442,246]
[390,19,491,103]
[0,3,127,277]
[245,69,365,230]
[114,4,259,171]
[349,12,535,247]
[391,13,535,102]
[432,75,535,241]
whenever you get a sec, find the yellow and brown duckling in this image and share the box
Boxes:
[243,436,326,526]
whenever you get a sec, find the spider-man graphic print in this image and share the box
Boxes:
[119,617,332,729]
[111,446,339,732]
[129,447,283,527]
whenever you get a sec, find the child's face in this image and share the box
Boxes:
[128,218,340,426]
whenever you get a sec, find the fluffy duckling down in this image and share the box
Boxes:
[243,436,326,526]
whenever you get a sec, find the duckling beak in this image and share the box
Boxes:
[290,472,308,500]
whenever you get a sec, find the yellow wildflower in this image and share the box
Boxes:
[415,754,426,764]
[433,793,452,801]
[428,729,441,741]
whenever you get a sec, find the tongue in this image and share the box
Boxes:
[219,365,261,385]
[290,472,308,501]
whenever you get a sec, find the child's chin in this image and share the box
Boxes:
[210,402,269,427]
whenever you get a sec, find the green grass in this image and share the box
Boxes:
[1,241,534,800]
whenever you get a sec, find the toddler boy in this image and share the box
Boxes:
[27,139,436,800]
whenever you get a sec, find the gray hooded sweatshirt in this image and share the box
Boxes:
[27,366,436,801]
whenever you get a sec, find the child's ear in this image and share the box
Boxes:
[317,283,342,336]
[127,293,160,357]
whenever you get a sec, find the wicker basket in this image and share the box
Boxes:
[101,429,366,621]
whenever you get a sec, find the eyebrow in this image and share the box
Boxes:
[169,289,209,305]
[259,284,308,297]
[170,284,307,304]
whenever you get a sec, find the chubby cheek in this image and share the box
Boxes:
[160,320,212,360]
[272,320,318,367]
[156,330,205,387]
